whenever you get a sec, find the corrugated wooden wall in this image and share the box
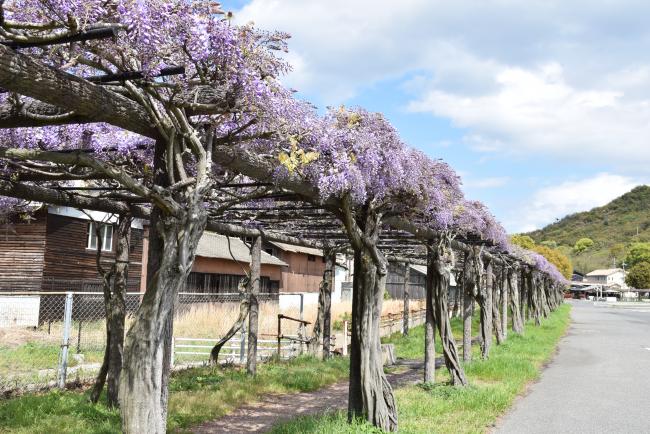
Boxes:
[41,213,144,290]
[0,213,47,291]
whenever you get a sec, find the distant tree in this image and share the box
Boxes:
[541,240,558,249]
[624,243,650,268]
[533,245,573,280]
[609,243,626,263]
[573,238,594,254]
[625,261,650,289]
[511,235,572,279]
[511,234,535,249]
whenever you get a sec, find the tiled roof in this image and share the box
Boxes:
[196,232,287,266]
[586,268,623,276]
[268,241,323,257]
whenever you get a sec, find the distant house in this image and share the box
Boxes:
[571,271,585,282]
[585,268,628,289]
[184,232,287,294]
[1,204,339,298]
[265,242,326,293]
[0,206,145,292]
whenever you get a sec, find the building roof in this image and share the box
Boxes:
[196,232,287,267]
[586,268,623,276]
[410,264,427,276]
[268,241,323,257]
[408,264,457,286]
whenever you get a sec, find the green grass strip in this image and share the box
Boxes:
[0,355,349,434]
[271,304,571,434]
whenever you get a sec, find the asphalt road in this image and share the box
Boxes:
[496,300,650,434]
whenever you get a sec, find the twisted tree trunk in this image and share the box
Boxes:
[247,235,261,375]
[118,207,206,434]
[528,271,541,326]
[541,277,551,318]
[424,258,436,383]
[492,266,505,345]
[210,277,250,363]
[501,268,508,340]
[508,266,524,335]
[462,251,474,363]
[344,204,397,432]
[311,249,334,359]
[520,269,527,323]
[90,215,130,407]
[430,239,467,386]
[477,258,493,359]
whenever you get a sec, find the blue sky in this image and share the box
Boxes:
[228,0,650,233]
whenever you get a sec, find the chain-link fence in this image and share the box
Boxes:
[0,290,425,395]
[0,291,318,395]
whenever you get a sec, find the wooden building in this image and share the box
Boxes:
[184,232,287,294]
[0,206,145,292]
[264,242,326,293]
[1,206,325,296]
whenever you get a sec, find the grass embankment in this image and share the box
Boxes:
[271,303,571,434]
[0,355,349,433]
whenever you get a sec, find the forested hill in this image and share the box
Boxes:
[525,185,650,273]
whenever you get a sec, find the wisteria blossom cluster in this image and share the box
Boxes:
[1,0,296,152]
[510,245,569,284]
[3,0,290,87]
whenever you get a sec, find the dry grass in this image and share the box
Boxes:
[172,297,425,339]
[0,327,59,348]
[2,297,425,348]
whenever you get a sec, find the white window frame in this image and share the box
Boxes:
[87,222,114,252]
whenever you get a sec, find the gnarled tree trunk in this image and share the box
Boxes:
[424,257,436,383]
[247,235,261,375]
[430,239,467,386]
[500,267,508,340]
[343,204,397,432]
[520,269,527,323]
[210,277,250,363]
[462,251,474,363]
[311,248,334,359]
[90,214,130,407]
[118,207,206,434]
[528,271,541,326]
[477,258,493,359]
[492,266,505,345]
[508,266,524,335]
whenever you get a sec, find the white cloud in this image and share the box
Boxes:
[506,173,644,233]
[233,0,556,102]
[236,1,650,167]
[235,0,650,102]
[408,63,650,166]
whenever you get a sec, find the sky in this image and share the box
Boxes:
[227,0,650,233]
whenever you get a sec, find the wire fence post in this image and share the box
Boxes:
[170,337,175,368]
[240,319,246,365]
[57,292,73,389]
[342,320,348,356]
[277,314,282,359]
